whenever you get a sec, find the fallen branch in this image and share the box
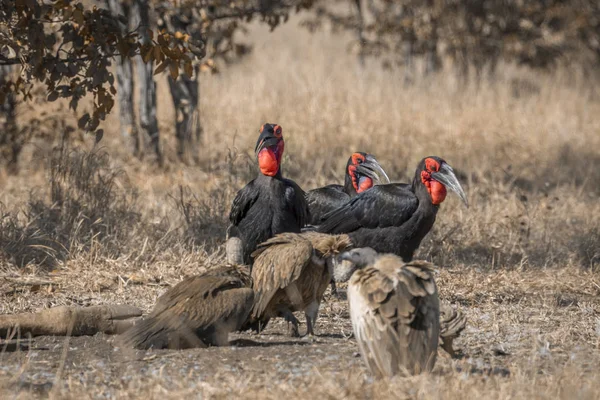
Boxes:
[0,305,142,338]
[1,275,55,286]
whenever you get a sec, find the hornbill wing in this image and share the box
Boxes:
[283,178,310,228]
[306,185,349,224]
[228,180,260,227]
[250,233,314,318]
[348,257,440,377]
[317,184,418,234]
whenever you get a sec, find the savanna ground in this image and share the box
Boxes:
[1,16,600,399]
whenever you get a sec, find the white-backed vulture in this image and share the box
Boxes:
[249,232,352,337]
[334,247,440,377]
[119,263,254,350]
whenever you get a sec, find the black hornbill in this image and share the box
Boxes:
[227,123,309,266]
[305,152,389,296]
[316,156,468,261]
[306,152,390,225]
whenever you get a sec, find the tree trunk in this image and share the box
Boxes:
[168,67,201,164]
[424,30,441,76]
[354,0,366,67]
[106,0,141,157]
[403,38,415,86]
[0,65,19,174]
[131,0,163,165]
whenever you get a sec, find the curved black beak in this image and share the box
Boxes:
[254,131,280,155]
[431,163,468,207]
[355,155,391,184]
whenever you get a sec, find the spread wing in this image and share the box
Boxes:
[306,185,349,225]
[348,258,440,378]
[316,184,417,234]
[283,178,310,228]
[250,233,314,318]
[228,180,260,228]
[121,267,254,349]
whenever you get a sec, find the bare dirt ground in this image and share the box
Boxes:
[1,266,599,399]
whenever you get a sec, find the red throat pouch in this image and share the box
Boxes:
[429,180,447,205]
[421,171,447,205]
[258,148,279,176]
[357,177,373,193]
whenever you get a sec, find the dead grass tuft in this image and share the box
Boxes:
[0,148,140,269]
[173,185,232,250]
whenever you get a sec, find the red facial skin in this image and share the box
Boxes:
[258,140,284,177]
[421,158,448,205]
[348,153,374,193]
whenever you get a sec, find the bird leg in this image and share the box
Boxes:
[277,308,300,337]
[304,301,320,338]
[329,281,340,298]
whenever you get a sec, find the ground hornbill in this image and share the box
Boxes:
[316,156,468,260]
[306,152,390,225]
[306,152,389,296]
[227,123,309,266]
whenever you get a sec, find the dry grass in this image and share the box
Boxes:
[0,16,599,399]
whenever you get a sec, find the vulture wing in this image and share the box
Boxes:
[121,267,254,349]
[439,302,467,356]
[348,257,440,378]
[250,233,314,318]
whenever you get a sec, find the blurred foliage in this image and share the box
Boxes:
[306,0,600,74]
[0,0,314,137]
[157,0,316,72]
[0,0,206,135]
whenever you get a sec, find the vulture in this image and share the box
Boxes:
[227,123,309,266]
[317,156,468,261]
[248,232,352,337]
[306,152,389,225]
[120,239,254,349]
[333,247,440,377]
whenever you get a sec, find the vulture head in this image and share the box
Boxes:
[333,247,379,283]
